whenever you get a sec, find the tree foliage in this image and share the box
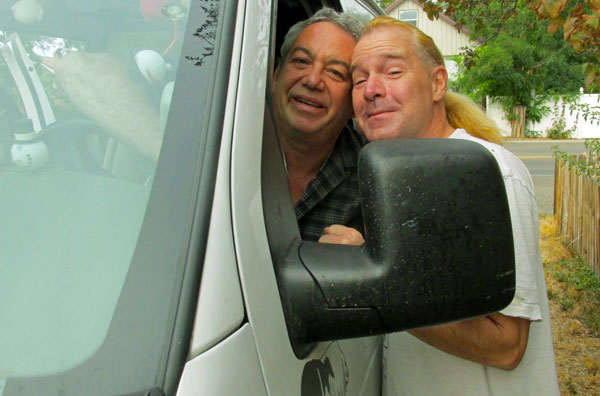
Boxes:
[377,0,396,8]
[449,2,584,124]
[554,138,600,180]
[420,0,600,90]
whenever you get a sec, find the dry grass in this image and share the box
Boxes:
[541,215,600,395]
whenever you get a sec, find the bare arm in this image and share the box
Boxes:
[410,313,530,370]
[318,225,529,370]
[53,52,162,162]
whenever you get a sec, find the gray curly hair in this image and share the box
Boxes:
[278,7,363,64]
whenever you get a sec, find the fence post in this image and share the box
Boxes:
[554,158,562,223]
[555,155,600,278]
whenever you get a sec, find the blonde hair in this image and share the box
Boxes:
[361,16,503,145]
[445,92,503,145]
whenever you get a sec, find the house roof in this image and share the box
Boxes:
[384,0,470,36]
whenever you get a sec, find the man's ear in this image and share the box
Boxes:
[431,65,448,102]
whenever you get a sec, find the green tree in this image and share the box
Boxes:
[420,0,600,90]
[377,0,396,8]
[449,1,585,137]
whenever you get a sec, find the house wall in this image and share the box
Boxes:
[386,0,475,58]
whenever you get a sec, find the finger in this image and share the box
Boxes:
[326,225,364,243]
[318,234,349,245]
[324,224,351,236]
[319,232,364,246]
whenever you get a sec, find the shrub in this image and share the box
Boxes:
[553,139,600,181]
[546,116,575,139]
[545,100,576,139]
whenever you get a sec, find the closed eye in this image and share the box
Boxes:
[352,79,366,87]
[328,68,348,81]
[291,57,310,66]
[352,74,367,86]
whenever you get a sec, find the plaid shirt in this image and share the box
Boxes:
[296,126,366,241]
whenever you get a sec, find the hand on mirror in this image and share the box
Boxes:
[318,224,365,245]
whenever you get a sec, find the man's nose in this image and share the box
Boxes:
[363,75,385,100]
[302,66,325,90]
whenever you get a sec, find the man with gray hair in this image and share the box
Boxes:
[272,7,366,241]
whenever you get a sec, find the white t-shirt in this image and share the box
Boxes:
[383,129,560,396]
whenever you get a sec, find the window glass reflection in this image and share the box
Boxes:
[0,0,191,378]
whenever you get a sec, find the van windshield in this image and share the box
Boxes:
[0,0,222,394]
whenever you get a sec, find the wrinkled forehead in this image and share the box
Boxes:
[352,27,417,68]
[357,26,415,54]
[288,21,356,60]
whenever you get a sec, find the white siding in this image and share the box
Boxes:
[486,95,600,138]
[387,0,475,57]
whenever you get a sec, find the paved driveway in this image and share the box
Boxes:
[503,139,588,215]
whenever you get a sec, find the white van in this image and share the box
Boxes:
[0,0,515,395]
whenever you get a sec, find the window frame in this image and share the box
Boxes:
[399,9,418,26]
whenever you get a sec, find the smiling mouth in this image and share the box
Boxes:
[294,97,324,109]
[368,105,399,117]
[368,110,391,119]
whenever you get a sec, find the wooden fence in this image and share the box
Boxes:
[554,156,600,277]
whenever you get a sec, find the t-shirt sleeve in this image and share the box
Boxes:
[497,152,543,321]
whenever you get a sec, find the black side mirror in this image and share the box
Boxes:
[272,139,515,358]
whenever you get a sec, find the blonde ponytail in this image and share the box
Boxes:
[445,92,503,145]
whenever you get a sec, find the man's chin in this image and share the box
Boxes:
[292,123,326,136]
[363,126,399,141]
[290,118,346,138]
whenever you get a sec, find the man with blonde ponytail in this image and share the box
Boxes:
[322,15,559,396]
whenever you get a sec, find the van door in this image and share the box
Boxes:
[231,0,382,395]
[178,0,383,395]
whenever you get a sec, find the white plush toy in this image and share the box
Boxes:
[11,0,44,24]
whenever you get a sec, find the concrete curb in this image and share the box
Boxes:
[503,139,586,144]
